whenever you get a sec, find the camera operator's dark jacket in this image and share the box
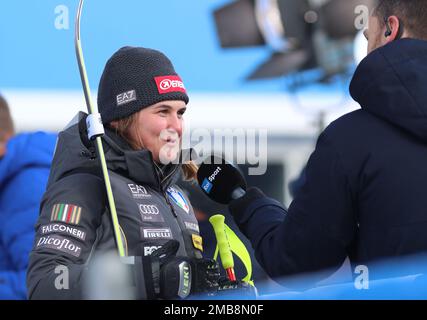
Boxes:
[230,39,427,283]
[27,113,202,299]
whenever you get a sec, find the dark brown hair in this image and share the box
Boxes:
[373,0,427,39]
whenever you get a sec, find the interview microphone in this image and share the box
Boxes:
[197,155,247,204]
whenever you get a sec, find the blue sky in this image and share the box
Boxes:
[0,0,354,94]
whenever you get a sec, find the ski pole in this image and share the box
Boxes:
[75,0,125,257]
[209,214,236,282]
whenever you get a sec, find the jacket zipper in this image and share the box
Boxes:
[163,188,178,218]
[155,163,197,259]
[154,165,178,218]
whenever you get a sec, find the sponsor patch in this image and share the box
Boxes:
[138,204,164,222]
[167,187,190,214]
[36,235,82,257]
[191,234,203,252]
[40,223,86,241]
[184,221,200,233]
[154,75,186,94]
[51,204,82,225]
[201,178,213,194]
[128,184,151,199]
[116,90,137,106]
[143,245,162,256]
[142,228,172,239]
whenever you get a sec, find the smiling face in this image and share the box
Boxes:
[125,100,187,164]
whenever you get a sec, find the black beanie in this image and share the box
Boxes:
[97,46,189,124]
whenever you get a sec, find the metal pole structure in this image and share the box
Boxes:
[74,0,125,257]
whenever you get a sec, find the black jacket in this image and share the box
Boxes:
[27,113,202,299]
[230,39,427,283]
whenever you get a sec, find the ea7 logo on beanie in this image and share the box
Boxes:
[155,75,186,94]
[116,90,137,106]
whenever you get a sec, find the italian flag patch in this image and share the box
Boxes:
[51,204,82,225]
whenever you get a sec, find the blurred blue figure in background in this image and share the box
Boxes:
[0,95,56,299]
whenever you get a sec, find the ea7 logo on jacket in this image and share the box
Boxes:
[51,204,82,225]
[128,184,151,199]
[142,228,172,239]
[138,204,164,222]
